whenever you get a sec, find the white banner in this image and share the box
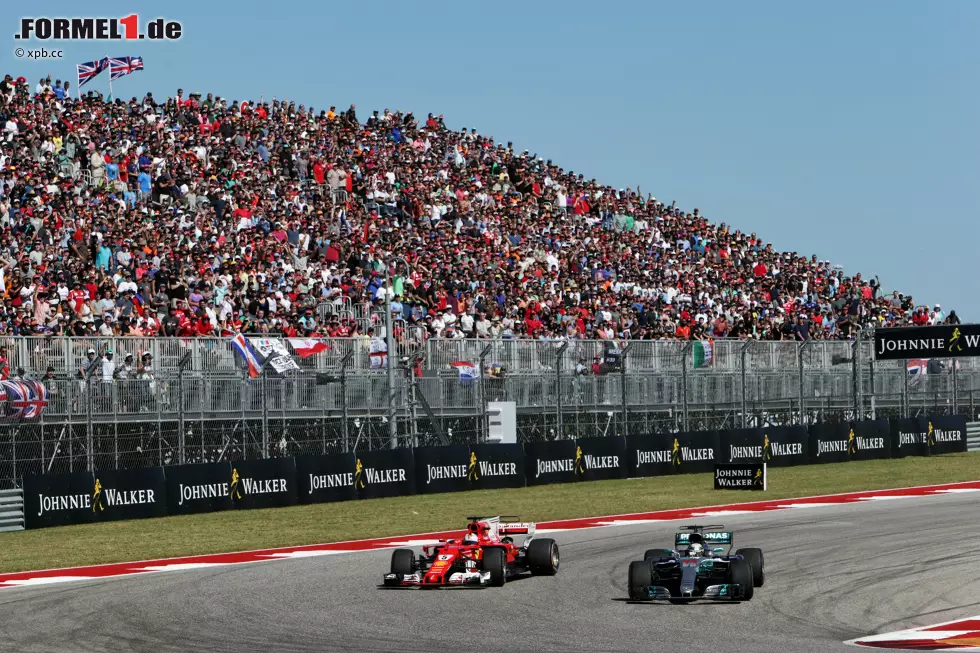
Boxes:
[249,337,300,373]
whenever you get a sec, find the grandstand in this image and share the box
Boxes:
[0,74,961,343]
[0,74,971,488]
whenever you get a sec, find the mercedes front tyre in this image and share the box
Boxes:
[735,548,765,587]
[728,559,754,601]
[628,560,653,601]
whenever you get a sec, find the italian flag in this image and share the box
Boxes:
[693,339,714,369]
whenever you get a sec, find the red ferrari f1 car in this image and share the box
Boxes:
[382,516,560,588]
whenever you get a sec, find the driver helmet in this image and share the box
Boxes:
[686,542,704,557]
[463,532,479,545]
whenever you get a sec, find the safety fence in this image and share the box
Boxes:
[5,335,980,377]
[0,334,977,489]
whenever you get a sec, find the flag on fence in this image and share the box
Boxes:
[288,338,329,359]
[249,337,300,374]
[0,379,49,419]
[77,58,109,87]
[369,336,388,369]
[451,361,480,385]
[230,332,262,378]
[907,358,928,387]
[108,56,144,81]
[693,339,714,369]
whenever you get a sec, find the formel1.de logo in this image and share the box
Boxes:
[15,15,182,40]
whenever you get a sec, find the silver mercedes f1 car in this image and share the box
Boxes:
[627,525,765,602]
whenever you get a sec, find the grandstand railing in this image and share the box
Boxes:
[1,335,977,377]
[0,335,974,488]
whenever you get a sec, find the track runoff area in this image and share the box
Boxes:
[2,481,980,651]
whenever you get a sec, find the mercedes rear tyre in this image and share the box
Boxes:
[527,538,560,575]
[644,548,674,562]
[628,561,653,601]
[735,548,765,587]
[482,547,507,587]
[728,559,754,601]
[390,549,416,575]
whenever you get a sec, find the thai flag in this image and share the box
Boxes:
[451,361,480,385]
[288,338,329,359]
[907,359,928,387]
[230,333,262,378]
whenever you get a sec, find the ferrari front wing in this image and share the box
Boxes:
[383,570,491,588]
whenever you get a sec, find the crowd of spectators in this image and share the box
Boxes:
[0,72,961,347]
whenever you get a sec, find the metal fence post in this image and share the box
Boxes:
[384,284,397,450]
[903,357,910,418]
[112,378,119,470]
[261,365,269,458]
[86,373,94,472]
[340,351,354,453]
[852,334,861,421]
[952,358,959,415]
[798,340,811,426]
[740,340,751,428]
[11,424,17,487]
[620,342,633,436]
[555,343,568,439]
[681,342,693,431]
[478,344,493,443]
[177,353,190,465]
[868,357,876,420]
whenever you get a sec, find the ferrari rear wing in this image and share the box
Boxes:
[499,522,535,536]
[466,515,535,537]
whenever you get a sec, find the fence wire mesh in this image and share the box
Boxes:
[0,334,977,488]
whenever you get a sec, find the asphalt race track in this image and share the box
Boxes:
[2,492,979,653]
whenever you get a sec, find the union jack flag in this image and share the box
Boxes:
[0,379,49,419]
[108,56,144,81]
[76,58,109,88]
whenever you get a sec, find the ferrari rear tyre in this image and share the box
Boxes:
[391,549,415,575]
[628,560,653,600]
[482,547,507,587]
[527,538,560,575]
[644,548,673,562]
[736,548,765,587]
[728,559,754,601]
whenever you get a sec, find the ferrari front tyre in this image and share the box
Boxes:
[527,538,560,575]
[482,547,507,587]
[728,559,754,601]
[628,560,653,600]
[735,548,765,587]
[643,548,673,562]
[390,548,416,575]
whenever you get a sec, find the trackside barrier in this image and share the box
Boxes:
[968,422,980,452]
[0,488,24,532]
[14,416,970,530]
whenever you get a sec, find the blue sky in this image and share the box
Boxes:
[3,1,978,317]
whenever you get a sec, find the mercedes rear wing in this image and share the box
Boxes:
[675,530,734,549]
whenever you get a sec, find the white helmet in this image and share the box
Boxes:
[463,532,479,545]
[686,542,704,557]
